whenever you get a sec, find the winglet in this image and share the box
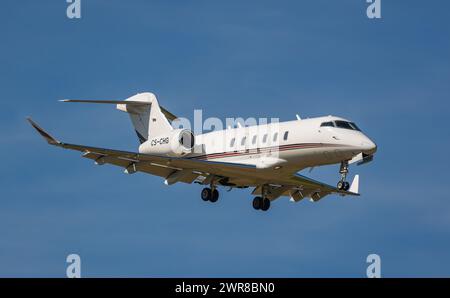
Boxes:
[27,118,60,145]
[349,174,359,194]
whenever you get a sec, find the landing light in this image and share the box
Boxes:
[274,166,282,170]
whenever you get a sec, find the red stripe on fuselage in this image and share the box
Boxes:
[190,143,344,161]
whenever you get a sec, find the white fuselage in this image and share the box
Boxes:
[190,115,376,174]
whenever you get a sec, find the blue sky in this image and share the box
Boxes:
[1,0,449,277]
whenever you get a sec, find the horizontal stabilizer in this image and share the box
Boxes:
[60,99,178,121]
[60,99,149,104]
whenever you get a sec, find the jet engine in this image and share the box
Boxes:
[138,129,195,157]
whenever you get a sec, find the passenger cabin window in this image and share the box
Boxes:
[273,133,278,142]
[263,134,268,143]
[283,131,289,141]
[230,138,235,147]
[241,137,246,146]
[252,135,257,145]
[320,121,334,127]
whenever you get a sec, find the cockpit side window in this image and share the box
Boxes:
[320,121,335,127]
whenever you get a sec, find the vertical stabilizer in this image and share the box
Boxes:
[116,92,173,143]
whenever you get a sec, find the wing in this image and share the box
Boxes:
[27,118,261,185]
[28,118,359,201]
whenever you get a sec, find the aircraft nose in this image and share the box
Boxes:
[360,137,377,155]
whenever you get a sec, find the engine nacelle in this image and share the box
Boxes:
[138,129,195,157]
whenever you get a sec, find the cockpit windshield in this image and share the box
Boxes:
[348,122,361,131]
[320,120,361,131]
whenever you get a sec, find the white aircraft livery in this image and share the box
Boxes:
[28,92,377,212]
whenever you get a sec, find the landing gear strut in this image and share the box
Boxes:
[337,161,350,191]
[252,185,271,211]
[201,186,219,202]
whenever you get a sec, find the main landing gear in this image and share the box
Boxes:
[337,161,350,191]
[252,185,271,212]
[201,187,219,203]
[252,196,271,212]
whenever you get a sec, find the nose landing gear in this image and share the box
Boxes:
[337,161,350,191]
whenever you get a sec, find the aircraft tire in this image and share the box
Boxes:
[252,196,262,210]
[210,189,219,202]
[343,182,350,191]
[201,187,211,201]
[261,198,271,211]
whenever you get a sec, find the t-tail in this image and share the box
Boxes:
[61,92,177,144]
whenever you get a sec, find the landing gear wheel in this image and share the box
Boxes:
[337,181,350,191]
[201,187,212,201]
[210,189,219,202]
[261,198,271,211]
[343,181,350,191]
[252,196,262,210]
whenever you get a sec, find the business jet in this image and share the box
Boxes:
[28,92,377,212]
